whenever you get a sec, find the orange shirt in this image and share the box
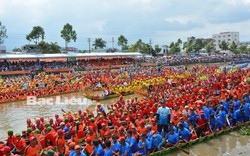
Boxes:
[25,145,40,156]
[85,143,94,154]
[87,133,97,141]
[137,126,147,134]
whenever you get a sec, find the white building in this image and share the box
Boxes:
[212,32,239,51]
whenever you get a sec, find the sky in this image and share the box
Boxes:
[0,0,250,51]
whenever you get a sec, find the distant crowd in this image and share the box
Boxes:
[0,54,250,72]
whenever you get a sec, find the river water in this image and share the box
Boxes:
[0,63,250,155]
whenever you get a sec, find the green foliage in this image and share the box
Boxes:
[229,41,237,52]
[0,21,7,44]
[236,45,248,54]
[239,126,250,135]
[60,23,77,52]
[37,41,61,54]
[92,38,107,49]
[219,41,229,50]
[183,40,193,53]
[205,43,214,54]
[169,38,182,55]
[12,47,22,52]
[129,39,151,54]
[154,44,162,53]
[193,39,204,53]
[26,26,45,44]
[117,35,128,51]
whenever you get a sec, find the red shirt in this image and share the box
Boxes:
[196,116,207,129]
[14,138,26,153]
[7,135,17,148]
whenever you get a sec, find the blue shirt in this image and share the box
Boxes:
[111,141,121,152]
[125,136,138,153]
[157,107,171,125]
[69,150,76,156]
[104,148,112,156]
[209,118,218,131]
[188,113,198,125]
[234,110,245,123]
[165,132,179,144]
[137,140,151,156]
[178,128,191,140]
[94,145,104,156]
[232,100,241,110]
[73,152,86,156]
[150,134,162,148]
[120,143,132,156]
[218,110,226,124]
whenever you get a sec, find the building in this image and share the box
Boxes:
[212,32,239,50]
[0,45,6,53]
[187,36,195,42]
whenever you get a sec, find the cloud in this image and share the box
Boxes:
[0,0,250,51]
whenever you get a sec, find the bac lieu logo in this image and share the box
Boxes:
[26,96,87,105]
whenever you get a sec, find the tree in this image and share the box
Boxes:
[46,42,61,53]
[0,21,7,44]
[229,41,237,52]
[183,40,193,53]
[61,23,77,53]
[26,26,45,44]
[219,41,229,50]
[117,35,128,51]
[205,43,214,54]
[237,45,248,54]
[92,38,106,49]
[129,39,151,54]
[169,39,182,55]
[154,44,162,53]
[193,39,204,53]
[12,47,22,52]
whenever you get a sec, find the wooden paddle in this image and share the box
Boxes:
[170,143,190,155]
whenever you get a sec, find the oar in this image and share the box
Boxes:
[170,142,190,155]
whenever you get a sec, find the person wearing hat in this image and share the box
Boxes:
[93,139,104,156]
[209,114,219,132]
[217,105,227,130]
[25,137,41,156]
[104,140,112,156]
[68,142,76,156]
[235,108,247,124]
[12,133,26,155]
[177,123,191,142]
[0,146,12,156]
[44,149,56,156]
[56,129,66,155]
[150,133,163,152]
[227,107,236,127]
[100,124,111,139]
[125,130,138,154]
[196,112,208,138]
[156,100,171,137]
[177,117,189,130]
[165,128,179,148]
[240,100,250,121]
[137,133,151,156]
[118,137,131,156]
[73,145,86,156]
[188,108,199,128]
[6,129,17,150]
[86,126,97,141]
[111,135,121,155]
[83,137,94,156]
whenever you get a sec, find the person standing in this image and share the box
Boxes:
[156,100,171,137]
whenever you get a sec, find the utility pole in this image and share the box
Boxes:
[111,37,115,50]
[87,38,91,53]
[149,38,152,55]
